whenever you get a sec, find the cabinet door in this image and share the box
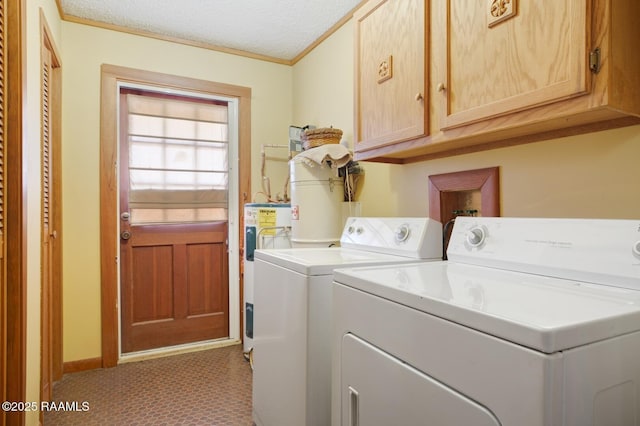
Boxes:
[355,0,427,150]
[441,0,589,130]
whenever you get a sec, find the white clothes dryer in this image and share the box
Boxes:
[332,217,640,426]
[252,217,443,426]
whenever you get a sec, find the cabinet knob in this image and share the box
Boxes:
[437,83,446,92]
[415,93,424,101]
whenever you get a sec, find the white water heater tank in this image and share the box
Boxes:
[290,156,343,247]
[243,203,291,353]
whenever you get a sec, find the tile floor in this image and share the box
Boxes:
[44,344,253,425]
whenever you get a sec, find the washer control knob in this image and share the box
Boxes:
[466,226,486,247]
[347,225,355,234]
[633,241,640,259]
[395,224,411,242]
[356,227,364,235]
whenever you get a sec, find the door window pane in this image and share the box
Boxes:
[124,91,229,224]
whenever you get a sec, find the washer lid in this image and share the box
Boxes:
[333,262,640,353]
[254,247,425,276]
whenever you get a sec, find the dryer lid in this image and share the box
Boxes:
[447,217,640,291]
[333,261,640,354]
[254,247,431,276]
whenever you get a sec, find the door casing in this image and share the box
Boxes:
[4,0,28,423]
[100,65,251,366]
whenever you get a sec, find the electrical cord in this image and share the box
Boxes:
[443,209,479,260]
[243,347,254,370]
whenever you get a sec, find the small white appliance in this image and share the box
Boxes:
[332,217,640,426]
[252,217,443,426]
[243,203,291,353]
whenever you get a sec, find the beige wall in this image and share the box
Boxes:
[293,19,640,220]
[395,126,640,219]
[293,20,401,217]
[60,23,293,363]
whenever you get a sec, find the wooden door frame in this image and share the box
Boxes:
[100,65,251,367]
[4,0,28,424]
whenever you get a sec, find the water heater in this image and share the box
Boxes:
[243,203,291,353]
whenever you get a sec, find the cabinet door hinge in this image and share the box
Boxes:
[589,48,601,74]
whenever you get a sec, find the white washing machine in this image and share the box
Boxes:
[252,217,443,426]
[332,217,640,426]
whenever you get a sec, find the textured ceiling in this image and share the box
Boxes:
[59,0,363,62]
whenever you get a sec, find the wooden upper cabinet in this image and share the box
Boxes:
[355,0,640,163]
[354,0,428,152]
[441,0,588,130]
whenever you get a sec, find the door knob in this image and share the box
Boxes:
[121,230,132,240]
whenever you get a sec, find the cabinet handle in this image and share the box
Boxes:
[437,83,446,92]
[349,386,359,426]
[415,93,424,101]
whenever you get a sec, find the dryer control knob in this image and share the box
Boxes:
[633,240,640,259]
[395,224,411,243]
[466,226,486,248]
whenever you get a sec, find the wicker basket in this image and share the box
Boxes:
[302,127,343,150]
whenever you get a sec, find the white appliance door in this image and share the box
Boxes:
[340,333,500,426]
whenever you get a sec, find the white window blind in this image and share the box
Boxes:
[124,92,230,224]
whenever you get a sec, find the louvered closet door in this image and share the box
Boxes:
[40,42,54,403]
[0,0,7,414]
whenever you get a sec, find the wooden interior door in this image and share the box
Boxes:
[118,89,231,353]
[40,26,62,404]
[119,221,229,353]
[0,0,6,416]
